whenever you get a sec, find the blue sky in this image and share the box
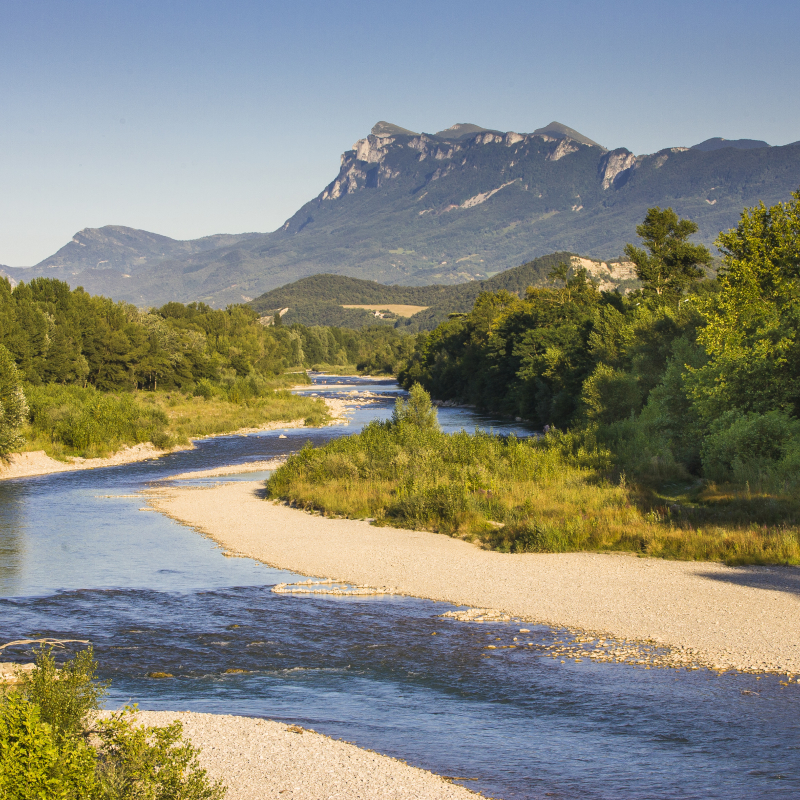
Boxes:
[1,0,798,265]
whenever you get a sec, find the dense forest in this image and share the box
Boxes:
[0,279,412,457]
[0,278,414,392]
[249,252,631,332]
[400,194,800,491]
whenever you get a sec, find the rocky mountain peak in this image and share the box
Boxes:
[690,137,770,151]
[532,121,604,149]
[371,121,419,138]
[434,123,498,140]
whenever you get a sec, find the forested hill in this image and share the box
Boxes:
[249,252,640,330]
[6,121,798,308]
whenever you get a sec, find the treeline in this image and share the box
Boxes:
[0,277,413,393]
[0,278,305,390]
[400,195,800,491]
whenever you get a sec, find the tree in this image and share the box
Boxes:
[0,344,28,458]
[689,191,800,418]
[391,383,439,430]
[624,207,712,297]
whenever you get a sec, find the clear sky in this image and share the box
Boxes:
[1,0,798,266]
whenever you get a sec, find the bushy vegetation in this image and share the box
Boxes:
[24,384,174,457]
[292,324,419,375]
[269,196,800,564]
[267,385,800,564]
[400,197,800,492]
[0,277,427,457]
[0,344,28,457]
[0,646,225,800]
[18,376,327,459]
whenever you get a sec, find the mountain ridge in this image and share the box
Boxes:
[4,120,799,308]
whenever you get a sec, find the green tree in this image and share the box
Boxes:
[0,344,28,457]
[690,190,800,418]
[624,207,711,297]
[391,383,439,430]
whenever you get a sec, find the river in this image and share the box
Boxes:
[1,376,798,799]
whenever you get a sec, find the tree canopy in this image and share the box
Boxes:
[624,207,712,297]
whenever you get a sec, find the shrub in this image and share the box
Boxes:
[2,646,226,800]
[0,344,28,458]
[390,382,438,431]
[0,692,98,800]
[702,410,800,490]
[20,646,108,741]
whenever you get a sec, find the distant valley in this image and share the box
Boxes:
[4,120,799,308]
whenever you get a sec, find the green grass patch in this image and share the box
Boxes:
[266,388,800,565]
[20,374,327,460]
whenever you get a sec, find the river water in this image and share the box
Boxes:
[1,376,798,799]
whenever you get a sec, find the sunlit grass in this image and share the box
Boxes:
[267,423,800,565]
[20,373,328,460]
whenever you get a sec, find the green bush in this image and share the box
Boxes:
[94,710,225,800]
[24,384,171,456]
[702,410,800,490]
[1,647,226,800]
[20,646,108,741]
[0,693,97,800]
[0,344,28,458]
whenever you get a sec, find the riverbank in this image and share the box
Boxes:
[149,479,800,675]
[130,711,478,800]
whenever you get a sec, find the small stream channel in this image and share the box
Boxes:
[1,376,798,799]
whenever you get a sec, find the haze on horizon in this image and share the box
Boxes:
[2,0,799,267]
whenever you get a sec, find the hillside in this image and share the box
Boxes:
[7,121,799,308]
[251,252,640,331]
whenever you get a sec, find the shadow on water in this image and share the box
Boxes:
[1,376,799,799]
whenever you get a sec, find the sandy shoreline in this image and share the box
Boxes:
[0,393,360,482]
[126,711,478,800]
[149,479,800,675]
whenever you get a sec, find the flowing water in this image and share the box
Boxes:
[1,376,798,799]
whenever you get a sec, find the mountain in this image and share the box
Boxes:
[6,121,799,308]
[691,137,771,151]
[12,225,260,282]
[532,121,604,148]
[250,252,640,331]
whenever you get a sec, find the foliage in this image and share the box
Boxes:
[24,384,173,457]
[689,190,800,420]
[20,646,108,741]
[94,710,225,800]
[390,383,439,430]
[0,692,97,800]
[701,410,800,490]
[623,207,712,297]
[0,344,28,458]
[1,646,225,800]
[267,387,800,564]
[0,278,306,392]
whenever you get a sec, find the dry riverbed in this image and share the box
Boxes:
[149,479,800,676]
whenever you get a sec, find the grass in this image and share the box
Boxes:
[20,373,328,460]
[341,304,429,317]
[309,364,361,375]
[148,390,328,441]
[266,409,800,565]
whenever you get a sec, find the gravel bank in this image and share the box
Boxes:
[131,711,478,800]
[150,480,800,674]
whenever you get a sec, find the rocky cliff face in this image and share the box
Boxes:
[315,125,610,206]
[10,120,800,308]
